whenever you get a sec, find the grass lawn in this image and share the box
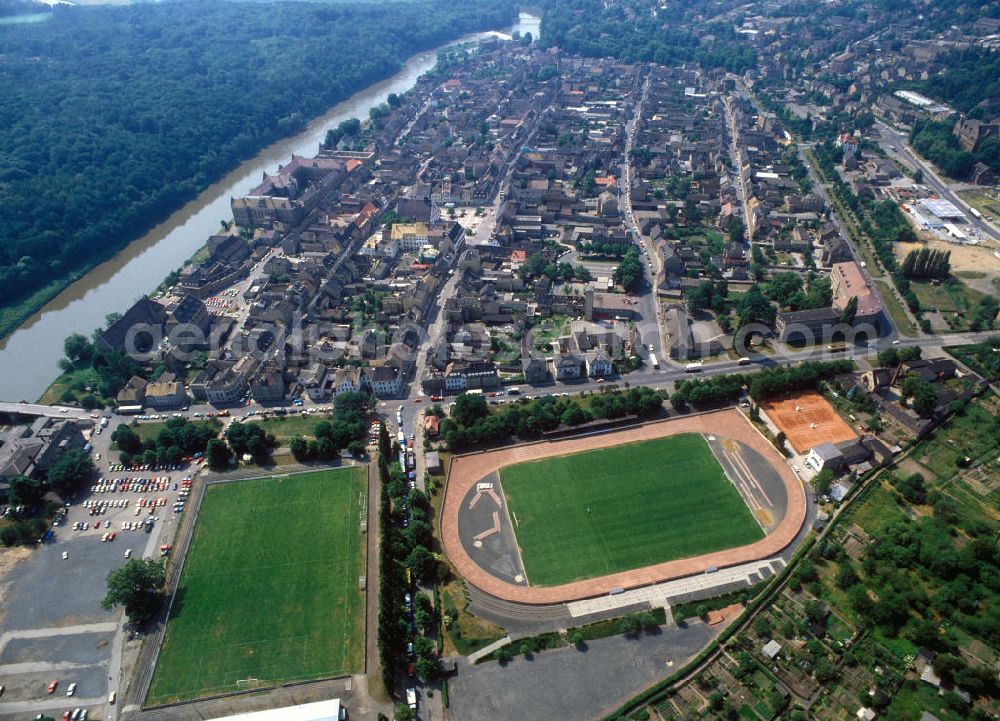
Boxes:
[440,576,505,656]
[500,433,763,586]
[250,414,332,443]
[873,280,918,337]
[131,419,221,444]
[147,467,367,704]
[883,680,967,721]
[911,279,987,330]
[37,365,116,407]
[910,281,958,313]
[957,189,1000,220]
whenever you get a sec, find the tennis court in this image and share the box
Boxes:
[760,391,857,454]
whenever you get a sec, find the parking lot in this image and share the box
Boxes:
[0,461,191,721]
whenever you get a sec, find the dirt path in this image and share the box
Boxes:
[440,410,807,605]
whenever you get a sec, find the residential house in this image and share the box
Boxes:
[144,382,188,410]
[551,353,583,380]
[251,361,286,404]
[368,366,402,398]
[585,348,614,377]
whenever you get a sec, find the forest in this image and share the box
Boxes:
[537,0,757,72]
[914,48,1000,115]
[0,0,516,333]
[909,119,1000,181]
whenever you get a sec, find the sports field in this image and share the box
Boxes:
[146,467,367,704]
[760,390,857,453]
[500,433,763,586]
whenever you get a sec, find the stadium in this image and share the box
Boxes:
[441,409,807,605]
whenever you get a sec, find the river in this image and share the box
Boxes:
[0,12,540,402]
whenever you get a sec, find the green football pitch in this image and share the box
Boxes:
[147,467,367,704]
[500,433,763,586]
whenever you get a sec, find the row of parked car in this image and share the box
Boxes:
[71,520,112,532]
[35,705,95,720]
[92,476,175,493]
[174,479,192,513]
[108,462,186,472]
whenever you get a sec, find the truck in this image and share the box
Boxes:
[406,688,418,710]
[970,207,983,220]
[649,353,659,369]
[684,362,703,372]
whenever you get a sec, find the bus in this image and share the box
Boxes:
[649,353,660,369]
[970,207,983,220]
[116,405,143,415]
[684,362,703,372]
[737,357,751,366]
[827,343,847,353]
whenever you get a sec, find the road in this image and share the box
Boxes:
[0,401,93,420]
[875,120,1000,246]
[728,81,908,342]
[385,327,999,452]
[792,142,908,340]
[618,71,668,365]
[724,94,755,240]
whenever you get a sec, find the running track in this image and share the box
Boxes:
[440,410,807,605]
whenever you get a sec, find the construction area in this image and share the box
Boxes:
[759,391,858,454]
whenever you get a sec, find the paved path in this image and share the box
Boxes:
[466,635,512,664]
[1,694,107,716]
[0,621,118,648]
[363,462,380,686]
[441,410,806,605]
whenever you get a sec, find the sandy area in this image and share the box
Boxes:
[894,238,1000,295]
[0,544,32,582]
[0,545,33,626]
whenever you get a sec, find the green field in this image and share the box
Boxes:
[500,433,764,586]
[147,467,367,704]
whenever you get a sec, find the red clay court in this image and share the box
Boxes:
[760,391,857,454]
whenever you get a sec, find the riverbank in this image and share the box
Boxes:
[0,11,540,403]
[0,6,521,348]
